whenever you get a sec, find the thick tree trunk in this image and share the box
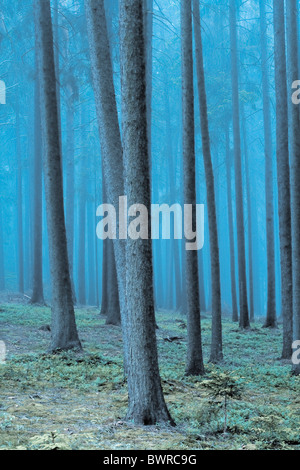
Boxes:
[273,0,293,359]
[35,0,82,352]
[229,0,250,329]
[181,0,205,375]
[225,125,238,323]
[120,0,174,425]
[286,0,300,374]
[259,0,277,328]
[31,73,45,305]
[193,0,222,363]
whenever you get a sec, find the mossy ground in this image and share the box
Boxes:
[0,301,299,450]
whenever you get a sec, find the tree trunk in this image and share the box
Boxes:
[85,0,129,372]
[105,237,121,326]
[16,103,24,295]
[193,0,222,363]
[31,72,45,305]
[120,0,174,425]
[286,0,300,374]
[259,0,277,328]
[65,84,76,304]
[181,0,205,375]
[77,108,87,306]
[241,103,254,323]
[273,0,293,359]
[35,0,82,352]
[229,0,250,329]
[225,125,238,323]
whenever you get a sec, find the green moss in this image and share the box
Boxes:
[0,306,299,450]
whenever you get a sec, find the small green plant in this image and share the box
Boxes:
[201,371,244,434]
[250,414,291,449]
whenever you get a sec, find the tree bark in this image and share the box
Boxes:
[225,125,238,323]
[31,71,45,305]
[35,0,82,352]
[16,102,24,294]
[85,0,129,372]
[241,103,254,323]
[120,0,174,424]
[286,0,300,374]
[181,0,205,375]
[229,0,250,329]
[193,0,222,363]
[273,0,293,359]
[259,0,277,328]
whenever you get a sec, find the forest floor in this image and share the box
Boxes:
[0,295,299,450]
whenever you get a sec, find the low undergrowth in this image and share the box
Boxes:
[0,302,299,450]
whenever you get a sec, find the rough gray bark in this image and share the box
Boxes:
[286,0,300,374]
[181,0,205,375]
[143,0,153,158]
[120,0,174,425]
[225,126,238,323]
[273,0,293,359]
[259,0,277,328]
[31,72,45,305]
[35,0,82,352]
[229,0,250,329]
[193,0,222,363]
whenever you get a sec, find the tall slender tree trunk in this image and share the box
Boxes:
[193,0,222,363]
[87,202,96,306]
[35,0,82,352]
[199,252,206,312]
[120,0,174,424]
[65,92,76,303]
[229,0,250,329]
[85,0,129,372]
[273,0,293,359]
[181,0,205,375]
[241,103,254,322]
[31,72,45,305]
[225,125,238,322]
[286,0,300,374]
[163,74,182,312]
[77,109,87,306]
[105,238,121,326]
[259,0,277,328]
[100,174,121,323]
[16,103,24,294]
